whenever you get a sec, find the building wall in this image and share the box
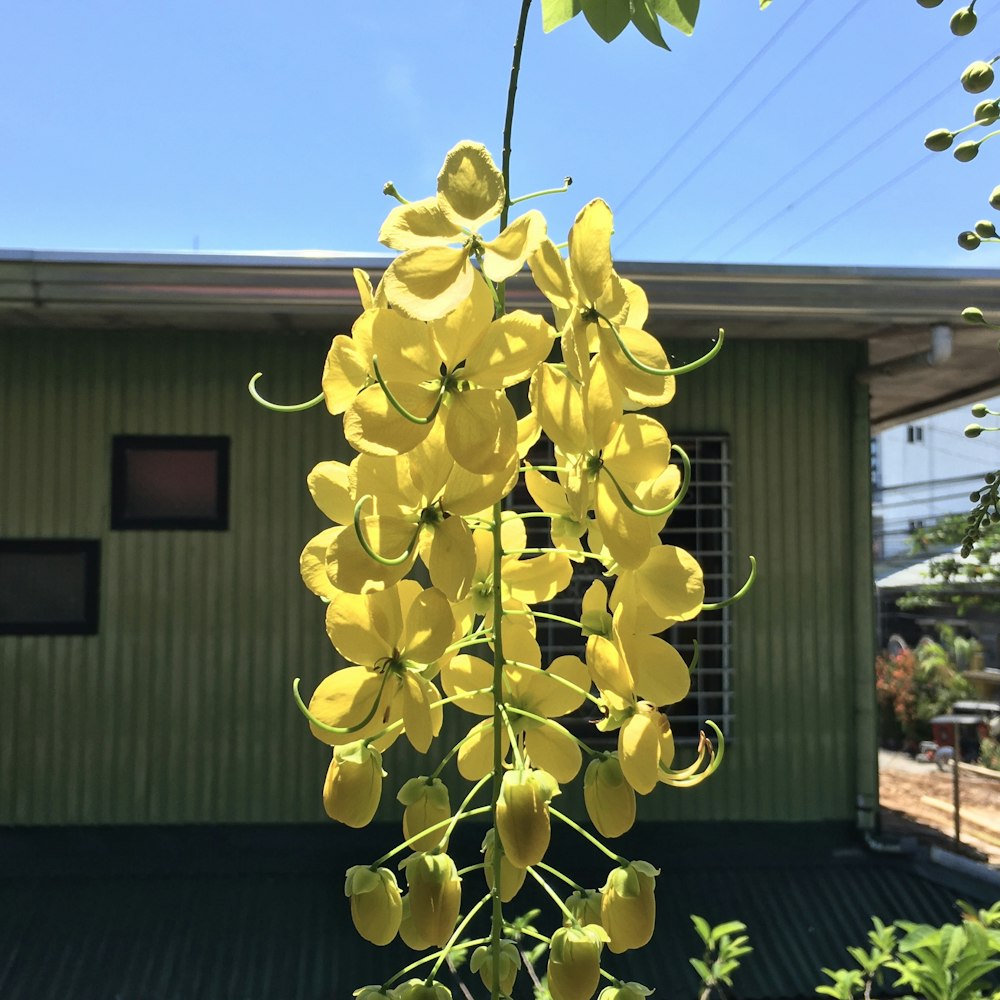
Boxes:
[0,328,872,825]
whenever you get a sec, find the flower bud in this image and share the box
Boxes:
[991,185,1000,211]
[565,888,604,927]
[954,140,980,162]
[386,980,423,1000]
[496,768,559,869]
[924,128,954,152]
[600,861,659,954]
[966,423,984,438]
[399,851,462,948]
[959,231,982,251]
[916,0,943,6]
[395,982,452,1000]
[398,896,432,951]
[950,6,977,34]
[547,924,609,1000]
[975,100,999,125]
[972,402,990,416]
[584,756,636,838]
[482,828,527,902]
[323,742,385,827]
[345,865,403,946]
[355,985,394,1000]
[962,60,994,94]
[598,983,654,1000]
[976,219,998,239]
[963,307,987,325]
[470,941,521,996]
[398,776,451,852]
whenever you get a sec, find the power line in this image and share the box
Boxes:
[616,0,873,253]
[682,30,965,261]
[613,0,816,219]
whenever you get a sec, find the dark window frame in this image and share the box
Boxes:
[111,434,231,531]
[0,539,101,636]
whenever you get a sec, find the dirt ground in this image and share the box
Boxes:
[878,750,1000,866]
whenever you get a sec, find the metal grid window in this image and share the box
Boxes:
[512,435,733,746]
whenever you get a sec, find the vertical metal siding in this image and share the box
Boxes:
[0,329,871,825]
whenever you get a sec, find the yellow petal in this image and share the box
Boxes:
[517,411,541,458]
[595,476,656,570]
[400,673,442,753]
[529,238,574,312]
[528,363,589,456]
[482,210,546,283]
[308,667,393,746]
[401,585,455,664]
[458,719,506,780]
[379,196,462,251]
[625,545,705,624]
[431,272,494,372]
[322,334,369,415]
[618,710,661,795]
[370,309,440,384]
[620,277,648,329]
[383,245,475,322]
[308,461,355,524]
[325,521,415,594]
[441,655,494,716]
[503,551,573,605]
[345,383,436,457]
[569,199,614,305]
[441,456,518,516]
[602,414,671,485]
[621,633,691,707]
[326,587,403,665]
[586,634,635,700]
[425,516,477,602]
[355,454,418,516]
[583,356,623,451]
[583,756,636,838]
[597,323,674,409]
[300,527,340,599]
[444,390,518,475]
[436,141,504,231]
[464,310,555,389]
[524,723,582,783]
[525,654,589,718]
[323,743,383,828]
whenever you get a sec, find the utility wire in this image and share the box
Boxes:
[682,30,967,261]
[613,0,816,218]
[616,0,872,253]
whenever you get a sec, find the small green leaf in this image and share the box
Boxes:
[582,0,631,41]
[760,0,773,8]
[691,914,712,945]
[712,920,748,940]
[649,0,699,34]
[541,0,583,31]
[689,958,712,982]
[629,1,670,48]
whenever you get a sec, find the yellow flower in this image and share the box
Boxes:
[547,924,609,1000]
[615,702,676,795]
[309,582,454,752]
[583,755,636,838]
[322,741,385,827]
[345,864,403,946]
[471,941,521,996]
[345,274,552,476]
[379,141,546,320]
[495,767,560,869]
[600,861,659,954]
[610,543,705,633]
[398,776,451,852]
[565,888,604,927]
[399,851,462,949]
[481,828,527,903]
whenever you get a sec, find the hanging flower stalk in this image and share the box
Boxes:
[253,5,759,999]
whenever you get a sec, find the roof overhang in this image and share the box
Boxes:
[3,249,1000,430]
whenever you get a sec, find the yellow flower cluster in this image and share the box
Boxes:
[293,141,728,1000]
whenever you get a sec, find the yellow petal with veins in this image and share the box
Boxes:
[431,272,494,372]
[524,722,582,783]
[379,196,463,251]
[345,383,437,457]
[326,586,404,666]
[621,633,690,707]
[464,310,555,389]
[399,672,442,753]
[370,309,440,384]
[384,245,474,322]
[569,199,614,306]
[436,141,505,231]
[444,389,518,475]
[441,655,494,716]
[482,210,546,283]
[308,667,395,746]
[401,585,455,664]
[528,238,574,312]
[300,527,340,599]
[323,334,369,415]
[308,461,355,525]
[325,521,415,594]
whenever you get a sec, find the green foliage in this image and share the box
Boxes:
[819,903,1000,1000]
[980,736,1000,771]
[689,915,752,999]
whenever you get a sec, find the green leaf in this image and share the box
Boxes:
[649,0,699,35]
[712,921,749,940]
[689,958,712,983]
[541,0,583,31]
[690,914,712,945]
[581,0,631,41]
[629,1,670,48]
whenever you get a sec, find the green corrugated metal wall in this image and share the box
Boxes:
[0,328,872,825]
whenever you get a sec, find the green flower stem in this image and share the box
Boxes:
[509,177,573,206]
[519,926,553,947]
[457,863,487,877]
[687,639,700,675]
[371,354,446,425]
[597,310,725,377]
[550,807,626,865]
[445,631,494,654]
[366,687,495,747]
[431,728,480,780]
[247,373,325,412]
[702,555,757,610]
[372,804,492,869]
[503,658,602,707]
[291,673,390,736]
[444,774,493,844]
[353,496,420,566]
[536,860,583,891]
[520,464,571,474]
[383,936,492,988]
[600,443,691,518]
[508,511,562,521]
[500,704,525,768]
[526,865,579,926]
[505,547,607,564]
[428,893,493,981]
[506,608,585,631]
[506,706,601,757]
[659,720,725,786]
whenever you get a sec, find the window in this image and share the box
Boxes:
[111,435,230,530]
[0,540,100,635]
[906,425,924,444]
[515,434,734,746]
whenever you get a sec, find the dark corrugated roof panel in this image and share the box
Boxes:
[0,824,995,1000]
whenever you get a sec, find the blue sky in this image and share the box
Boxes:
[2,0,998,267]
